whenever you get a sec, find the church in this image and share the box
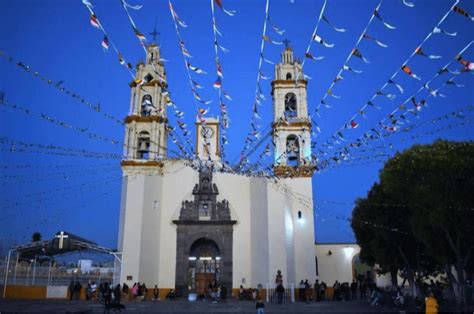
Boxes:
[117,42,317,296]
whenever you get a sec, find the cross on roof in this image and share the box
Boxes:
[55,231,69,250]
[283,39,291,49]
[149,17,160,43]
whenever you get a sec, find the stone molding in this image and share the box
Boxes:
[273,165,315,178]
[124,115,168,124]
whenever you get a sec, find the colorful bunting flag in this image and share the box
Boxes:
[367,101,381,109]
[133,27,146,41]
[90,14,100,29]
[223,91,232,100]
[121,0,142,10]
[263,35,283,45]
[401,0,414,8]
[456,55,474,72]
[342,65,362,73]
[305,52,324,61]
[169,2,188,28]
[322,15,347,32]
[352,49,370,63]
[373,9,396,29]
[313,34,334,48]
[415,47,441,59]
[101,36,109,50]
[432,26,457,37]
[388,79,404,94]
[362,33,388,48]
[216,62,223,77]
[453,6,474,21]
[350,120,359,129]
[214,0,236,16]
[401,65,421,80]
[187,62,207,74]
[213,77,222,89]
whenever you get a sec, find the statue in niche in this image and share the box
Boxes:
[141,94,156,117]
[275,270,283,285]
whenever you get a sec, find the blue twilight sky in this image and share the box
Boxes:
[0,0,473,252]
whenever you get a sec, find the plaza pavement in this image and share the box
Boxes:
[0,299,405,313]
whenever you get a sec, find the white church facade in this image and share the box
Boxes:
[117,43,318,296]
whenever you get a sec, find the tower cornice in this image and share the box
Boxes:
[129,79,167,89]
[124,115,168,124]
[272,80,307,87]
[273,165,315,178]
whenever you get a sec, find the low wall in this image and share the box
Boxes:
[4,285,47,299]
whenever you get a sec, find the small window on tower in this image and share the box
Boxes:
[286,73,292,80]
[286,134,300,167]
[137,131,151,160]
[284,93,297,119]
[145,73,154,83]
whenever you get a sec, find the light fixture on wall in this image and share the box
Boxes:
[297,211,302,220]
[327,250,332,256]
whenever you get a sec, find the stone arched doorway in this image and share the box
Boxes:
[188,238,221,295]
[173,170,236,296]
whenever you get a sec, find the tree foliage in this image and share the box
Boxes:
[352,140,474,306]
[31,232,42,242]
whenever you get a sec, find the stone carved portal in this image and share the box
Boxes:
[174,169,236,296]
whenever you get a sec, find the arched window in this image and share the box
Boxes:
[141,94,155,117]
[286,135,300,166]
[137,131,150,159]
[284,93,297,119]
[286,72,292,80]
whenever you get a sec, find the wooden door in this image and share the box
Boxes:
[195,273,214,295]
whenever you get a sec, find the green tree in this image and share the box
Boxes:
[380,140,474,307]
[352,140,474,306]
[31,232,42,242]
[352,183,437,296]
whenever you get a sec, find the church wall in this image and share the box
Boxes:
[287,178,316,284]
[213,172,252,289]
[138,174,163,286]
[266,183,290,285]
[120,174,146,285]
[249,177,270,288]
[158,161,198,288]
[117,176,128,252]
[315,244,360,285]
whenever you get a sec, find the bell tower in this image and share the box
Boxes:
[123,44,168,162]
[272,45,314,177]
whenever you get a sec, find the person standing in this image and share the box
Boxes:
[256,298,265,314]
[153,285,159,301]
[425,291,439,314]
[276,283,284,305]
[350,280,357,300]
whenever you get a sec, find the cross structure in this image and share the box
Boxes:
[149,17,160,43]
[283,39,291,49]
[55,231,69,250]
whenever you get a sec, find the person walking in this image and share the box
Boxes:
[256,298,265,314]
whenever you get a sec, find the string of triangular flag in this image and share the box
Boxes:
[319,41,473,163]
[210,0,236,159]
[314,0,392,119]
[0,51,124,126]
[316,0,464,152]
[236,0,273,167]
[81,0,135,79]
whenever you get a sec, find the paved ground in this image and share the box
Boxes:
[0,299,406,313]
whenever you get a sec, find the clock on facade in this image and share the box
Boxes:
[201,127,215,138]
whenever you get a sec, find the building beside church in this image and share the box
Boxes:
[118,43,317,296]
